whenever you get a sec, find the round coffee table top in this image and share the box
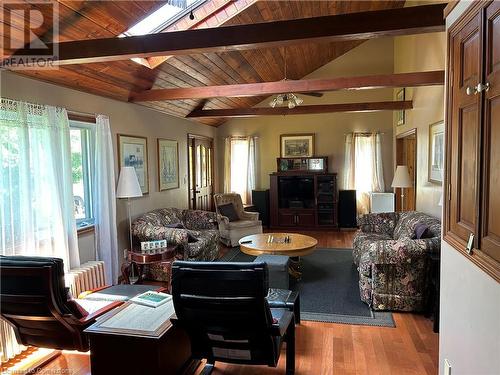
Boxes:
[238,233,318,257]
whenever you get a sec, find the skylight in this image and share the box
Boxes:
[122,0,203,37]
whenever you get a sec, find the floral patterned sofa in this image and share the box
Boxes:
[131,208,220,281]
[353,211,441,312]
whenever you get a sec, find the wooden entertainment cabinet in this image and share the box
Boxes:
[270,172,338,229]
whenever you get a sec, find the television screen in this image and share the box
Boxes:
[278,176,314,208]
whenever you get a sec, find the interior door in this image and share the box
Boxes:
[447,10,482,246]
[480,1,500,263]
[396,131,417,212]
[188,135,214,211]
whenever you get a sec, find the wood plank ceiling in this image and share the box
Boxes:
[6,1,406,126]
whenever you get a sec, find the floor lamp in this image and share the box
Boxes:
[116,166,143,281]
[391,165,412,212]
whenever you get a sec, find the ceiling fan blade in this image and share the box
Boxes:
[300,92,324,97]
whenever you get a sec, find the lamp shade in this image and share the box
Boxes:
[116,166,142,198]
[391,165,413,188]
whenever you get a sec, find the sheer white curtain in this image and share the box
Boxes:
[0,99,79,266]
[0,98,79,362]
[93,115,119,284]
[343,132,385,214]
[224,136,257,204]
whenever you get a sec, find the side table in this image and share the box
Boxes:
[121,246,177,290]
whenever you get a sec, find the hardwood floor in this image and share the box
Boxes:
[35,230,439,375]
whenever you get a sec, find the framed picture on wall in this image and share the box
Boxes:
[157,138,179,191]
[118,134,149,194]
[280,133,315,157]
[428,120,445,184]
[396,88,406,126]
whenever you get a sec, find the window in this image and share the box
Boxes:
[225,136,257,205]
[69,120,95,229]
[121,0,205,37]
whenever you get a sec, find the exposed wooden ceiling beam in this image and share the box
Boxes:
[130,71,444,102]
[186,101,414,118]
[7,4,446,66]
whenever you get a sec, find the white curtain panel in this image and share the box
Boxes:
[343,133,354,190]
[343,132,385,215]
[372,133,385,192]
[93,115,119,284]
[246,137,257,204]
[0,99,79,268]
[223,137,232,193]
[0,98,79,363]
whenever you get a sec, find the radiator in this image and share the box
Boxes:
[67,261,107,298]
[370,192,395,213]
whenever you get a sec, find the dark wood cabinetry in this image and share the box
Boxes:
[270,173,338,229]
[445,0,500,282]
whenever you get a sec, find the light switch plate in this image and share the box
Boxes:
[444,359,452,375]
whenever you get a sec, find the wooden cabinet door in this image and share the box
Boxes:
[296,212,315,227]
[447,11,483,246]
[480,1,500,263]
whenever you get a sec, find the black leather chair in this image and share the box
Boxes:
[0,256,120,351]
[172,261,295,375]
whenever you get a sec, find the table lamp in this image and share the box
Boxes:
[116,166,143,253]
[391,165,412,211]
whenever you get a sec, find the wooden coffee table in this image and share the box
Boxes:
[239,233,318,279]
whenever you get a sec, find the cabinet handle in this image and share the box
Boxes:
[466,86,478,95]
[476,82,490,93]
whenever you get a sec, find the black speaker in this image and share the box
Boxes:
[338,190,357,228]
[252,190,269,227]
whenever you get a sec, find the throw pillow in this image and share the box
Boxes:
[218,203,239,222]
[415,223,430,239]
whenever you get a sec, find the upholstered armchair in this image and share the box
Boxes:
[214,193,263,247]
[353,211,441,312]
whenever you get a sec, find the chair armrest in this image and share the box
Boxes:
[239,211,259,221]
[357,212,397,235]
[77,301,123,325]
[269,309,294,337]
[184,210,219,230]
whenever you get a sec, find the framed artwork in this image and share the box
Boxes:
[396,88,406,126]
[280,133,315,157]
[117,134,149,194]
[157,138,179,191]
[428,121,445,184]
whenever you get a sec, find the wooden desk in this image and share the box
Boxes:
[85,301,193,374]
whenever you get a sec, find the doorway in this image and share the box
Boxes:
[188,134,214,211]
[395,129,417,211]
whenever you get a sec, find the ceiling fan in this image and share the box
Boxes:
[269,48,324,108]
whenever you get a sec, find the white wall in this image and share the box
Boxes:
[0,71,217,266]
[393,31,446,218]
[439,2,500,374]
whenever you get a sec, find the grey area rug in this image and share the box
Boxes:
[220,248,395,327]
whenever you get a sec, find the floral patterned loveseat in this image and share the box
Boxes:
[131,208,220,281]
[353,211,441,312]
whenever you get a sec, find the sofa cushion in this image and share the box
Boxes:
[228,219,263,229]
[218,203,239,222]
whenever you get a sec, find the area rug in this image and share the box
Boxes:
[220,248,395,327]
